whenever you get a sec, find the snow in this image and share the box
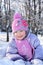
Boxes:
[0,32,43,59]
[0,32,43,46]
[0,32,12,42]
[0,32,43,49]
[38,35,43,46]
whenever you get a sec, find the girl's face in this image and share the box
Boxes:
[14,30,26,40]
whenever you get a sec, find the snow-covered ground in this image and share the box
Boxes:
[0,32,12,42]
[0,32,43,59]
[0,32,43,46]
[38,35,43,46]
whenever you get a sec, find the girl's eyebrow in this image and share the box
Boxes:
[14,31,17,33]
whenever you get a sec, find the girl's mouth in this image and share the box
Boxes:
[17,35,23,38]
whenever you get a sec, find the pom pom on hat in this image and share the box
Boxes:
[13,13,22,20]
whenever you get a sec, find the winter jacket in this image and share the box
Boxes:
[6,32,43,61]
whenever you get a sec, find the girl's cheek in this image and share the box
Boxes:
[14,33,17,36]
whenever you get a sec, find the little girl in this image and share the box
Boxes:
[0,13,43,65]
[5,13,43,65]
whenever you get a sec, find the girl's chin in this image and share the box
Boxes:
[17,37,23,40]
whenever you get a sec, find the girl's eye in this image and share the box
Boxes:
[20,30,23,32]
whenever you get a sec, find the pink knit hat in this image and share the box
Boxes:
[12,13,29,33]
[12,19,29,33]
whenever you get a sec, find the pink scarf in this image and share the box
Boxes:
[15,38,34,60]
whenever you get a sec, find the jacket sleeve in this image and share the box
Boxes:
[33,35,43,60]
[6,39,24,61]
